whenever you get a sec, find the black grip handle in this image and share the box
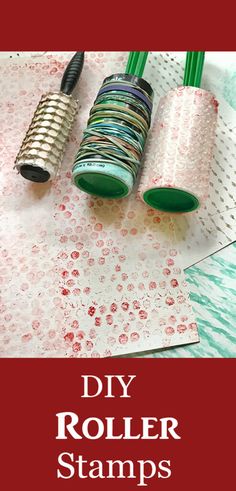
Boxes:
[60,52,84,95]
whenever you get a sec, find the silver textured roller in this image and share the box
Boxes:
[14,52,84,183]
[15,92,78,182]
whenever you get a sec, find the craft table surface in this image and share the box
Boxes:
[1,52,235,358]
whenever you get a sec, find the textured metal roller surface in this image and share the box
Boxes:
[15,91,78,181]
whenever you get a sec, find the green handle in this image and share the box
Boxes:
[125,51,149,78]
[183,51,205,87]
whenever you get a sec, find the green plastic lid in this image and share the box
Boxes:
[74,171,130,199]
[72,160,134,199]
[143,187,199,213]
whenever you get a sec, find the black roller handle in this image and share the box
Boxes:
[60,52,85,95]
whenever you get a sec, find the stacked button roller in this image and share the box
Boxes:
[72,64,153,199]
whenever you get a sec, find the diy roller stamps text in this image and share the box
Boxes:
[56,374,181,486]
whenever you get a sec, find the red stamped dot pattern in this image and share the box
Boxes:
[0,53,198,357]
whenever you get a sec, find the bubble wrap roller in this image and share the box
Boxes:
[139,86,219,213]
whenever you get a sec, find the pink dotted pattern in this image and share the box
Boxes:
[0,54,199,357]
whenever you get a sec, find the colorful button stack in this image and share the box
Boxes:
[72,71,153,199]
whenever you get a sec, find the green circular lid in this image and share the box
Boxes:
[143,187,200,213]
[74,171,129,199]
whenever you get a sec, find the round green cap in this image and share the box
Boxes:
[143,187,199,213]
[74,172,129,199]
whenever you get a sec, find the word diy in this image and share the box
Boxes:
[81,374,136,398]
